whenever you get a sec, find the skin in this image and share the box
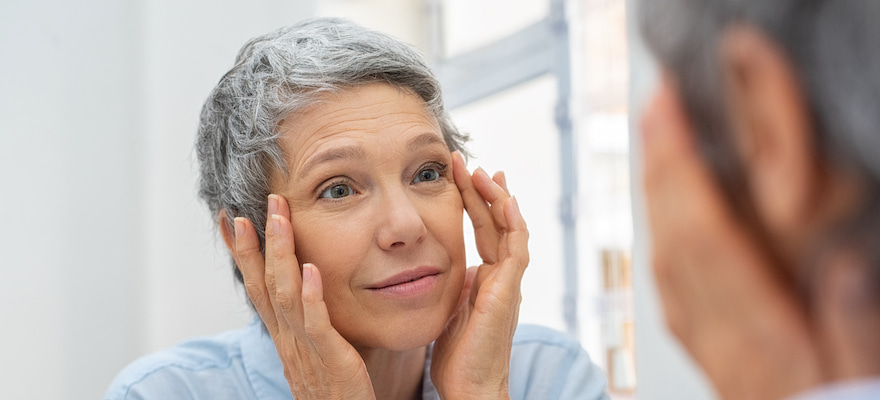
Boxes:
[219,83,529,400]
[273,83,467,353]
[642,26,880,400]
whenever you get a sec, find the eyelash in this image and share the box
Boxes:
[413,161,448,182]
[315,161,449,200]
[317,177,355,200]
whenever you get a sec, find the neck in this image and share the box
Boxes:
[356,345,427,400]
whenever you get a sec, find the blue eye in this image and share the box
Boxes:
[413,168,440,183]
[320,183,354,199]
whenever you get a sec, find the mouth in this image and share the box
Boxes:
[367,267,442,297]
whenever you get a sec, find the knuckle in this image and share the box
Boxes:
[275,288,297,313]
[236,242,261,259]
[303,320,326,338]
[509,252,529,268]
[265,271,278,292]
[301,288,319,306]
[243,281,268,304]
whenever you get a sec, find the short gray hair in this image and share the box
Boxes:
[196,18,468,285]
[640,0,880,289]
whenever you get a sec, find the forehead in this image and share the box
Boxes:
[272,83,445,180]
[293,83,435,130]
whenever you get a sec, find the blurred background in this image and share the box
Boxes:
[0,0,714,398]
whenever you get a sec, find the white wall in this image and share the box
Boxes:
[626,0,718,399]
[138,0,316,353]
[0,1,314,399]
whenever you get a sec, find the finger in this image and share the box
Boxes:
[641,77,692,195]
[265,195,303,333]
[457,266,478,310]
[300,263,352,357]
[488,196,530,294]
[641,79,720,342]
[651,253,691,342]
[233,217,280,336]
[472,168,512,262]
[471,197,529,313]
[492,171,509,195]
[452,151,500,263]
[641,78,729,229]
[472,167,511,232]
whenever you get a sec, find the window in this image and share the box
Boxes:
[433,0,635,397]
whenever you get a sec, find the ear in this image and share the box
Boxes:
[720,26,818,246]
[218,209,236,254]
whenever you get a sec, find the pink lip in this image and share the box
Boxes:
[367,267,441,297]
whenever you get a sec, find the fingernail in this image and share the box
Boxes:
[269,214,280,236]
[302,263,313,281]
[233,217,244,239]
[510,196,520,213]
[267,194,278,215]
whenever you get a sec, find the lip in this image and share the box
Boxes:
[367,266,442,297]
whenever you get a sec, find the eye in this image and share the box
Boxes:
[319,183,354,199]
[413,167,441,183]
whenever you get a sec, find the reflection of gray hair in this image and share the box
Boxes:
[640,1,880,288]
[196,18,468,285]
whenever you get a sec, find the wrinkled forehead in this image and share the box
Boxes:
[269,83,444,186]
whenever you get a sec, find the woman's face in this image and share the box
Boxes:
[273,83,466,351]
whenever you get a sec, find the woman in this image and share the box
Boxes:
[106,18,608,399]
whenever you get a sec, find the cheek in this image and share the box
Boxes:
[423,192,466,261]
[290,212,368,292]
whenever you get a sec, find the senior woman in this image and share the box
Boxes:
[106,18,608,400]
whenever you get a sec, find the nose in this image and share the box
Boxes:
[375,187,427,251]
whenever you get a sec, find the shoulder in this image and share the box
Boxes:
[512,324,584,351]
[104,327,256,400]
[509,325,610,400]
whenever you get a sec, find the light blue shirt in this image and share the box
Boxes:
[105,318,610,399]
[786,379,880,400]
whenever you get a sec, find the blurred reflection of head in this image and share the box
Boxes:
[641,1,880,299]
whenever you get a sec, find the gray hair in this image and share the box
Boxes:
[639,0,880,290]
[196,18,468,286]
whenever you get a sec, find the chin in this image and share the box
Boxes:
[348,303,458,352]
[392,304,459,351]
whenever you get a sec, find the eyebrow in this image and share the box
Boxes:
[298,145,367,179]
[408,132,447,152]
[297,132,446,179]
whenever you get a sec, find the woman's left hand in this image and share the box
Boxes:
[430,151,529,400]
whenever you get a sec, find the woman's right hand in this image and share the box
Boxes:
[232,194,376,400]
[642,78,822,400]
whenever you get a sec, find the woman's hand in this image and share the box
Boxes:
[642,78,822,400]
[431,151,529,400]
[232,194,375,400]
